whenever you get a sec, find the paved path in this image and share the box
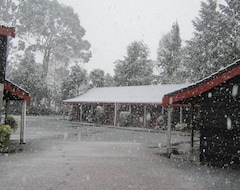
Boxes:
[0,116,239,190]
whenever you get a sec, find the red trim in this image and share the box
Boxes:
[162,64,240,106]
[4,83,31,103]
[63,101,162,106]
[0,26,15,38]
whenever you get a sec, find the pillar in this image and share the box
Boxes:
[167,105,172,157]
[20,101,26,144]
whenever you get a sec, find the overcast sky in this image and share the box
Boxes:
[57,0,203,75]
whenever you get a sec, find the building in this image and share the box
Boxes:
[162,59,240,168]
[63,84,189,128]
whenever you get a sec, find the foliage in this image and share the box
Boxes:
[4,115,18,132]
[119,111,133,126]
[0,125,12,147]
[61,64,88,100]
[157,22,183,84]
[15,0,91,79]
[95,106,106,124]
[10,50,47,105]
[184,0,240,82]
[27,105,56,115]
[89,69,105,87]
[114,41,154,86]
[175,123,188,131]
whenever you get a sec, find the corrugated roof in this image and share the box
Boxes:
[63,84,189,105]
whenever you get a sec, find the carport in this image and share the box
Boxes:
[162,59,240,167]
[4,79,31,144]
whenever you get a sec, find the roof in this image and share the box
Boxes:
[4,79,31,103]
[0,26,15,37]
[63,84,189,105]
[162,59,240,106]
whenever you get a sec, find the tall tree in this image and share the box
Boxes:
[183,0,239,82]
[61,65,88,100]
[157,22,182,84]
[218,0,240,64]
[10,50,47,105]
[114,41,153,86]
[15,0,91,79]
[89,69,105,88]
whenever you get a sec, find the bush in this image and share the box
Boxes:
[5,115,18,132]
[0,125,12,146]
[95,106,106,124]
[175,123,188,131]
[119,111,132,126]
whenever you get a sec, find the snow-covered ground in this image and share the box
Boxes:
[0,115,239,189]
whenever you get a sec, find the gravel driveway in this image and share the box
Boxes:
[0,115,239,190]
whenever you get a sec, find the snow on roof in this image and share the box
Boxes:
[162,59,240,106]
[63,84,189,105]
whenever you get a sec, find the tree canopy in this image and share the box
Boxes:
[114,41,154,86]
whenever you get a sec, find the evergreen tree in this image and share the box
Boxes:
[89,69,105,88]
[157,22,183,84]
[218,0,240,64]
[183,0,239,82]
[114,41,153,86]
[61,65,88,100]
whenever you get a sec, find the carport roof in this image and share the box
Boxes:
[63,84,189,105]
[4,79,31,103]
[162,59,240,106]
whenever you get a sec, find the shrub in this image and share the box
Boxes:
[119,111,132,126]
[0,125,12,146]
[5,115,18,132]
[175,123,188,131]
[95,106,106,124]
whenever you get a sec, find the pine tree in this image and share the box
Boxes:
[114,41,153,86]
[157,22,182,84]
[184,0,239,82]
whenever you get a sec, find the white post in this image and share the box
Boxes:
[180,106,183,124]
[114,103,117,126]
[20,101,26,144]
[167,105,172,157]
[143,105,146,128]
[80,105,83,122]
[0,83,3,124]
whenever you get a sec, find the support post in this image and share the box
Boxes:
[167,105,172,157]
[0,84,3,124]
[80,104,83,122]
[20,101,26,144]
[114,103,117,126]
[190,104,194,152]
[143,105,146,128]
[180,106,183,124]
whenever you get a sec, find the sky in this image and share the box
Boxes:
[57,0,203,75]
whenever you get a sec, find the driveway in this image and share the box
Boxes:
[0,115,239,190]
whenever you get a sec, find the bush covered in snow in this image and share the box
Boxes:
[95,106,106,124]
[0,125,12,147]
[119,111,133,126]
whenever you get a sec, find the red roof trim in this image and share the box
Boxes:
[162,62,240,106]
[0,26,15,38]
[4,82,31,103]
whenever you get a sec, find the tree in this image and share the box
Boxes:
[218,0,240,64]
[114,41,154,86]
[16,0,91,79]
[104,73,115,87]
[10,50,47,105]
[157,22,183,84]
[61,65,88,100]
[183,0,240,82]
[89,69,105,88]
